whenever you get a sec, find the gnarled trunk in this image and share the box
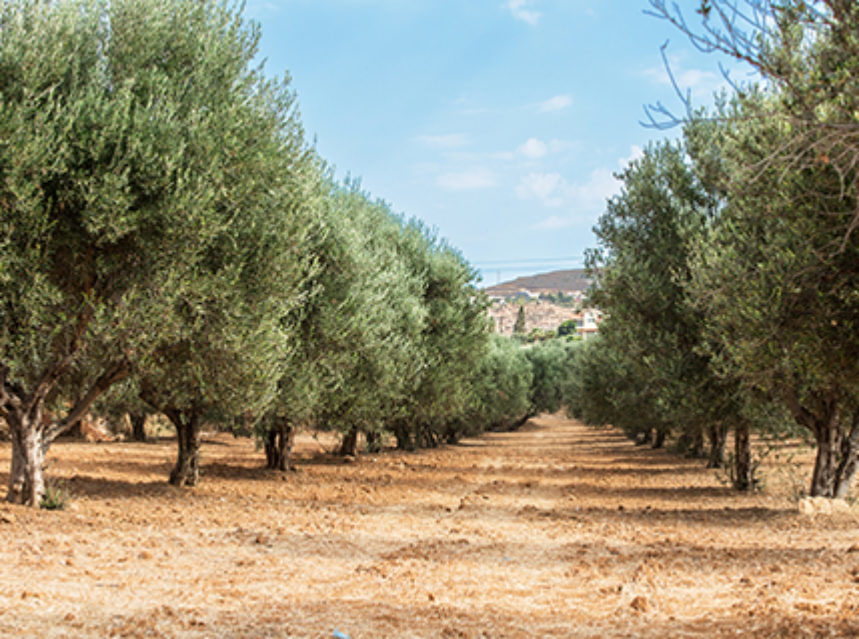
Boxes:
[130,412,147,442]
[652,428,667,450]
[687,428,705,458]
[810,412,841,498]
[707,423,727,469]
[340,426,359,457]
[733,423,752,491]
[365,430,382,453]
[166,409,202,487]
[264,421,295,471]
[6,409,47,506]
[636,429,653,446]
[835,413,859,499]
[1,359,128,506]
[419,424,439,449]
[783,388,850,498]
[393,421,413,451]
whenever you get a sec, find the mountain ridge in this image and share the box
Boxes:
[483,268,591,297]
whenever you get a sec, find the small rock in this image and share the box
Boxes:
[630,595,648,613]
[799,497,851,516]
[831,498,852,513]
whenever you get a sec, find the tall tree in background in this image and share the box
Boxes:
[391,222,491,449]
[513,305,527,335]
[295,182,427,458]
[468,335,533,432]
[587,141,716,454]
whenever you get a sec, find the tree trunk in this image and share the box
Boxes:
[783,388,843,498]
[264,428,277,468]
[733,423,752,491]
[688,428,705,458]
[707,423,727,469]
[264,422,295,471]
[420,426,439,449]
[130,412,147,442]
[365,430,381,453]
[835,413,859,499]
[1,359,128,505]
[393,421,413,451]
[652,429,666,450]
[340,426,359,457]
[166,410,201,487]
[810,412,841,498]
[6,408,47,506]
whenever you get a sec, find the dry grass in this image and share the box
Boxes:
[0,414,857,638]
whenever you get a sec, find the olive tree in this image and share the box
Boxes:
[0,0,316,502]
[648,1,859,497]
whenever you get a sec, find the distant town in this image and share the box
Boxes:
[484,269,602,339]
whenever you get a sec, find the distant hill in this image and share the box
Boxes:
[483,269,592,297]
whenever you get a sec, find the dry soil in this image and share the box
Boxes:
[0,414,857,638]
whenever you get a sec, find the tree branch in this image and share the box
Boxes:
[45,358,130,442]
[781,385,819,435]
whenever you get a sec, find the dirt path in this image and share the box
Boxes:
[0,414,857,637]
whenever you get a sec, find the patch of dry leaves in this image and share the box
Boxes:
[0,414,857,638]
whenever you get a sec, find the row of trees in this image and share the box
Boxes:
[568,0,859,499]
[0,0,558,506]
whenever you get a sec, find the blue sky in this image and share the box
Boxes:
[246,1,742,285]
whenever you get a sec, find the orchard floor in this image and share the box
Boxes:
[0,414,858,638]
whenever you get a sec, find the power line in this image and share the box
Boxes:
[471,256,584,267]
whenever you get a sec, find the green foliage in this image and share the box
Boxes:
[525,339,579,415]
[572,0,859,497]
[468,335,533,431]
[512,305,527,335]
[582,140,718,447]
[40,479,70,511]
[556,319,580,338]
[687,89,859,496]
[522,328,555,343]
[539,292,579,307]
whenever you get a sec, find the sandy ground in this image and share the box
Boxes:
[0,414,857,638]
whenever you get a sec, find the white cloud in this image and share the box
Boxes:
[516,172,566,207]
[619,145,644,168]
[416,133,469,149]
[524,161,627,230]
[569,167,620,211]
[643,57,724,99]
[517,137,548,159]
[437,168,497,191]
[537,94,573,113]
[506,0,541,25]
